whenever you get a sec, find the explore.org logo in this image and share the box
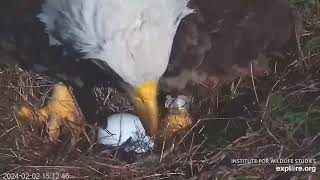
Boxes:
[231,158,317,173]
[276,165,316,173]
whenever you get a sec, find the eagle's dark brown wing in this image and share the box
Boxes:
[162,0,299,91]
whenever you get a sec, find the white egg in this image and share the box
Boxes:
[97,113,154,153]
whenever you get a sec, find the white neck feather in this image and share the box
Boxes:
[39,0,193,87]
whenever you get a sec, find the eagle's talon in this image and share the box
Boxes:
[162,112,193,140]
[15,83,85,144]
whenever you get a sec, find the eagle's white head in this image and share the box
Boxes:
[38,0,193,136]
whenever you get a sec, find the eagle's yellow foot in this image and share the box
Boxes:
[16,83,84,144]
[162,111,192,140]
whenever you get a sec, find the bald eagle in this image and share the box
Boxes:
[8,0,298,137]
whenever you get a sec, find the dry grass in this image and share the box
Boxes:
[0,53,319,179]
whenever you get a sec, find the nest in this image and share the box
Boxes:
[1,50,320,179]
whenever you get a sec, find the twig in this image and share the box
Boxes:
[251,62,260,103]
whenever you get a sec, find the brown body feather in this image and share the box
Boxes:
[0,0,300,126]
[162,0,299,91]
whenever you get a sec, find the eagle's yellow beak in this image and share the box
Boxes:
[132,82,158,136]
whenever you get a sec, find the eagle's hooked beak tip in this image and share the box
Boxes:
[132,81,159,137]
